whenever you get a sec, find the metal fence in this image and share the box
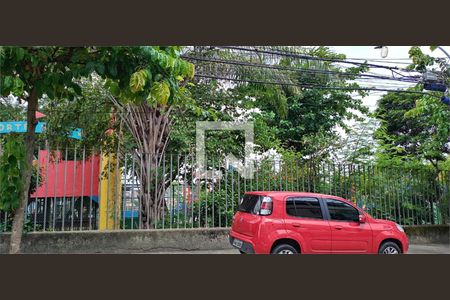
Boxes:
[1,147,449,232]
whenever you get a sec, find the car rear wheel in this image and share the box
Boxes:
[379,241,402,254]
[271,244,298,254]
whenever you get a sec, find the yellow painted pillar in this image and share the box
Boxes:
[99,153,122,230]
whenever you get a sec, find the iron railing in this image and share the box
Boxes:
[1,147,449,232]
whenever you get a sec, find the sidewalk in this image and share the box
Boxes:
[145,243,450,254]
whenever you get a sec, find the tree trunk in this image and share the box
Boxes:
[9,87,38,254]
[117,103,173,229]
[137,153,168,229]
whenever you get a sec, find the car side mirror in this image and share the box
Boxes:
[359,214,366,223]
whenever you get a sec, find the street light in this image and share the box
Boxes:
[374,46,389,58]
[374,46,450,59]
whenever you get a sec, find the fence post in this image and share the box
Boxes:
[99,152,122,230]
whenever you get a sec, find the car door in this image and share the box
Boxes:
[284,196,331,253]
[323,198,372,254]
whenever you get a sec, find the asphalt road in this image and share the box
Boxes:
[147,243,450,254]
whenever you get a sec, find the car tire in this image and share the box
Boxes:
[379,241,402,254]
[271,244,298,254]
[239,250,246,254]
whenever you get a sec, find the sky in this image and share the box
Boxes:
[331,46,450,112]
[325,46,450,140]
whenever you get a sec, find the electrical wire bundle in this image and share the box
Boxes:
[181,46,430,96]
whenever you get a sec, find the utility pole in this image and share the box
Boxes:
[373,46,450,98]
[436,46,450,60]
[424,74,450,104]
[434,47,450,104]
[417,46,450,103]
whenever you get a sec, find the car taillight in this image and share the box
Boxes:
[259,196,273,216]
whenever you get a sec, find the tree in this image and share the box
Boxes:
[185,46,369,161]
[0,96,24,157]
[169,80,282,159]
[0,96,24,121]
[374,90,450,170]
[1,47,104,253]
[333,118,379,164]
[0,46,194,252]
[39,75,120,153]
[374,91,427,165]
[0,134,26,211]
[368,47,450,224]
[372,46,450,170]
[107,47,195,229]
[404,94,450,170]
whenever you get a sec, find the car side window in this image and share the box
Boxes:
[286,197,323,220]
[325,199,359,222]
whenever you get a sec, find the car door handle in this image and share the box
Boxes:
[334,225,343,230]
[292,223,301,228]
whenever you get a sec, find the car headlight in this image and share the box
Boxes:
[395,223,404,232]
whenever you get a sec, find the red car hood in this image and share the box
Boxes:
[371,218,398,228]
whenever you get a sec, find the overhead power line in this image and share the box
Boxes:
[214,46,417,72]
[345,57,413,61]
[194,73,432,96]
[182,54,421,85]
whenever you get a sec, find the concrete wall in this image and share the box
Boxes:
[404,225,449,244]
[0,228,230,254]
[0,225,448,254]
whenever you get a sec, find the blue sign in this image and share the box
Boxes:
[424,83,447,92]
[442,96,450,106]
[0,121,82,140]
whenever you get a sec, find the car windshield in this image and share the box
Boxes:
[354,199,373,217]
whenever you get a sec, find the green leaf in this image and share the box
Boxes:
[31,56,39,68]
[7,155,17,165]
[15,48,25,61]
[85,61,96,73]
[12,78,25,96]
[72,84,82,95]
[3,76,13,89]
[148,81,170,106]
[105,79,120,96]
[154,73,163,82]
[186,62,195,78]
[95,63,105,75]
[108,64,118,77]
[130,69,149,93]
[0,135,27,211]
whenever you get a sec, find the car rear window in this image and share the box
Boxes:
[238,194,262,214]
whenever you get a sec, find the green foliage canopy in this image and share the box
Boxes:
[0,135,25,210]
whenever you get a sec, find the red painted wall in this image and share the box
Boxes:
[31,150,100,198]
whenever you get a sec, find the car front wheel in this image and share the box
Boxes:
[379,241,402,254]
[271,244,298,254]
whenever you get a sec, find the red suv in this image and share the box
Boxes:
[229,191,408,254]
